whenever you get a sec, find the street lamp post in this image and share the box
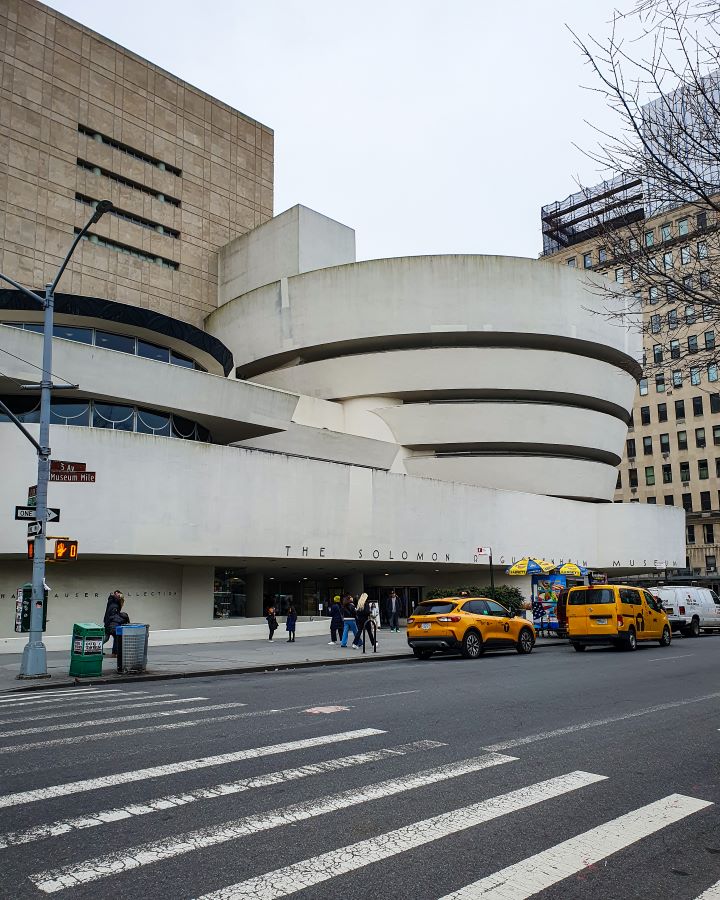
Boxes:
[0,201,113,678]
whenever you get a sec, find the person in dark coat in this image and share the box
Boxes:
[103,590,129,657]
[266,606,278,641]
[385,590,404,632]
[286,605,297,642]
[328,595,344,645]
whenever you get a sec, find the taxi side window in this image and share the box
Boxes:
[619,588,641,605]
[642,591,659,610]
[461,601,482,614]
[486,600,509,616]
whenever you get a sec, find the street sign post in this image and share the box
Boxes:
[476,546,495,592]
[15,507,59,522]
[49,471,95,483]
[27,521,44,538]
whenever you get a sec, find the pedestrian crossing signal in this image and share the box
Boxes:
[27,540,34,560]
[54,539,78,561]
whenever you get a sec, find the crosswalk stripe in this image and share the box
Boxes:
[695,880,720,899]
[0,694,194,726]
[30,750,520,892]
[0,728,385,809]
[0,700,243,738]
[0,689,125,707]
[0,740,444,851]
[439,793,712,899]
[185,770,605,900]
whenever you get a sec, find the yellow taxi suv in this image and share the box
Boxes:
[406,597,536,660]
[565,584,672,652]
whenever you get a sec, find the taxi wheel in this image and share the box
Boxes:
[572,642,586,652]
[413,648,432,660]
[624,627,637,651]
[659,625,672,647]
[516,627,534,654]
[461,630,483,659]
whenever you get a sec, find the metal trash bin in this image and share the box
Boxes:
[69,623,105,678]
[116,623,149,674]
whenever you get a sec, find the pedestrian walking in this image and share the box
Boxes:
[266,606,278,641]
[385,589,403,632]
[286,605,297,642]
[340,595,360,648]
[355,593,376,649]
[329,595,343,645]
[370,598,381,634]
[103,590,129,657]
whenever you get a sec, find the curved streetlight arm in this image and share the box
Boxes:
[50,200,113,294]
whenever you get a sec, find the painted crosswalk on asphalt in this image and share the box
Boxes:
[0,691,717,900]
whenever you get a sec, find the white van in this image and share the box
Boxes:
[653,586,720,636]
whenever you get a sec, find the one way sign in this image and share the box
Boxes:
[15,506,60,522]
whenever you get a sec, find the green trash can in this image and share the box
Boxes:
[69,623,105,678]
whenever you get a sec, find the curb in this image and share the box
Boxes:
[0,638,569,695]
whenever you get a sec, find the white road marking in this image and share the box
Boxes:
[0,694,196,726]
[0,688,125,707]
[188,771,605,900]
[31,750,520,892]
[439,793,712,899]
[695,879,720,898]
[0,728,384,809]
[645,654,694,662]
[0,740,444,850]
[0,700,241,738]
[483,690,720,751]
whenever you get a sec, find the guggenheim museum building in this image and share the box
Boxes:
[0,0,683,647]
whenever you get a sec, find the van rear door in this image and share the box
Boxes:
[566,587,616,637]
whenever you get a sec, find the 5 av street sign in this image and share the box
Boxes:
[50,460,86,473]
[15,507,60,522]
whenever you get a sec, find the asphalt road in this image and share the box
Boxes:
[0,635,719,900]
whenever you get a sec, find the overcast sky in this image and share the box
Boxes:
[47,0,625,262]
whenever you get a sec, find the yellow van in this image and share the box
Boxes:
[565,584,672,652]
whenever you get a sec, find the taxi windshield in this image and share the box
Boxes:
[568,588,614,605]
[412,601,457,616]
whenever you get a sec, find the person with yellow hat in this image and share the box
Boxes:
[328,595,343,645]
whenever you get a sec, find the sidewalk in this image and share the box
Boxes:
[0,630,568,693]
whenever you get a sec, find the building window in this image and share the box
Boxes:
[698,240,708,259]
[641,406,651,425]
[615,268,624,283]
[630,264,639,281]
[672,370,683,388]
[709,364,719,383]
[701,490,712,511]
[675,399,686,419]
[688,524,696,543]
[701,271,711,290]
[648,286,658,304]
[663,251,673,271]
[697,211,708,230]
[599,247,607,263]
[583,252,593,268]
[711,394,720,414]
[665,494,675,505]
[660,433,670,453]
[652,344,663,364]
[716,458,720,478]
[663,462,673,483]
[626,438,636,457]
[658,403,668,422]
[678,217,689,236]
[681,246,691,265]
[661,223,672,242]
[668,309,678,328]
[645,230,655,247]
[645,466,655,486]
[647,496,657,504]
[691,366,701,385]
[706,555,717,573]
[137,341,171,364]
[689,336,699,355]
[669,339,680,359]
[684,275,694,290]
[677,430,688,451]
[567,257,577,267]
[705,331,716,350]
[699,459,709,480]
[714,424,720,445]
[693,395,704,416]
[655,374,666,393]
[616,471,622,490]
[686,305,697,325]
[650,315,661,333]
[696,427,706,448]
[643,436,653,455]
[683,493,693,511]
[629,237,639,252]
[640,378,649,396]
[629,468,639,488]
[213,569,248,619]
[681,461,691,481]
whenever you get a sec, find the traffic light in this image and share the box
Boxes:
[54,539,78,561]
[27,540,34,560]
